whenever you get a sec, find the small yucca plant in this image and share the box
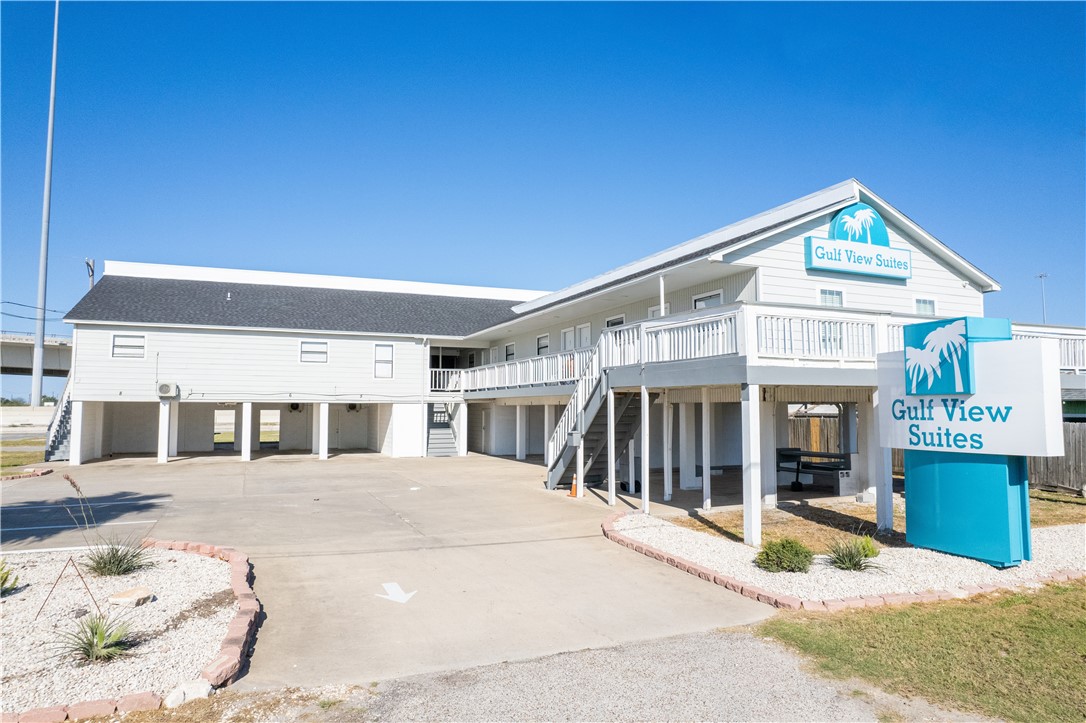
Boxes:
[827,537,884,572]
[56,614,134,662]
[0,559,19,596]
[84,537,150,577]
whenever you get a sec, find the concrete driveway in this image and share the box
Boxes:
[1,453,772,688]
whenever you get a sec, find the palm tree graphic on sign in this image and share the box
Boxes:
[905,345,941,394]
[924,320,968,393]
[840,208,878,244]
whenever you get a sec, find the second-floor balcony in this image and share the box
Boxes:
[429,302,1086,393]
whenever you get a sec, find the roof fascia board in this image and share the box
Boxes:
[63,318,475,343]
[102,260,549,302]
[510,180,858,316]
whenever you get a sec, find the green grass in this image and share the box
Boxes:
[0,437,45,448]
[0,450,45,471]
[760,581,1086,722]
[213,431,279,444]
[1030,489,1086,506]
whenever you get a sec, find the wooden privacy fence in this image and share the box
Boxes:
[790,418,1083,494]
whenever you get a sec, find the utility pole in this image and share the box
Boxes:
[85,258,95,290]
[1036,273,1048,324]
[31,0,61,407]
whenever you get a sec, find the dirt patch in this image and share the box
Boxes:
[158,588,236,634]
[109,685,375,723]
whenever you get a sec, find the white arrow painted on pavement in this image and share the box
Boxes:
[376,582,416,603]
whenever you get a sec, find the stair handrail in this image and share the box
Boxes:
[45,374,73,452]
[546,341,602,469]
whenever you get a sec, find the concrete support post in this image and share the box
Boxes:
[310,404,320,454]
[318,402,329,460]
[678,402,697,490]
[606,387,616,506]
[701,389,712,510]
[663,398,673,502]
[515,405,527,461]
[456,403,468,457]
[240,401,253,462]
[575,414,585,498]
[157,399,172,464]
[640,386,651,512]
[871,391,894,530]
[168,400,179,457]
[626,444,634,493]
[759,393,777,508]
[233,409,244,453]
[69,400,84,466]
[741,384,762,546]
[543,404,555,466]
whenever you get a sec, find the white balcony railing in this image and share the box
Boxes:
[446,307,1086,394]
[430,368,462,392]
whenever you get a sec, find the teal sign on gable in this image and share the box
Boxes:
[804,202,912,280]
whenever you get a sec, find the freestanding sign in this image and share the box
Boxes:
[877,317,1064,567]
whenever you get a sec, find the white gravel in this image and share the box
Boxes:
[0,548,236,712]
[614,514,1086,601]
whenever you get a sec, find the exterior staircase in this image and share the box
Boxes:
[44,377,73,462]
[426,403,458,457]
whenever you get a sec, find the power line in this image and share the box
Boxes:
[2,301,64,314]
[1,311,64,321]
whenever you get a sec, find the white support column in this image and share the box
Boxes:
[168,400,179,457]
[658,275,666,317]
[701,388,711,510]
[626,443,634,493]
[607,387,616,506]
[640,386,651,512]
[240,401,253,462]
[233,409,244,453]
[575,418,585,498]
[515,405,527,461]
[318,402,329,460]
[310,404,320,454]
[157,399,172,464]
[678,402,697,490]
[663,397,673,502]
[741,384,762,546]
[759,392,777,508]
[543,404,555,466]
[871,390,894,531]
[69,400,84,466]
[456,403,468,456]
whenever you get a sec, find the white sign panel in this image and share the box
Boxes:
[877,339,1064,456]
[805,236,912,279]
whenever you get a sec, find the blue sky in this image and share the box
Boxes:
[2,1,1084,398]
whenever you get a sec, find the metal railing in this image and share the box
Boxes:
[546,344,601,467]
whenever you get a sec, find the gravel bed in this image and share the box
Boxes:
[1,548,236,712]
[614,514,1086,601]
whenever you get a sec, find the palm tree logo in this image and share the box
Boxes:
[905,345,942,394]
[840,208,879,244]
[923,320,968,393]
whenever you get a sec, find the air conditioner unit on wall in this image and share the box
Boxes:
[157,382,179,398]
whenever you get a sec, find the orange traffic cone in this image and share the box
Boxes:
[568,473,578,497]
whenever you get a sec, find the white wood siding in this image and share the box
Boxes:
[723,217,985,316]
[70,326,426,403]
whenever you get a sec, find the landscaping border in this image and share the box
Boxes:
[602,511,1084,612]
[3,538,260,723]
[0,468,53,482]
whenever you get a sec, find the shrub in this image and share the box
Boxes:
[755,537,813,573]
[56,613,134,662]
[827,537,884,572]
[0,559,19,596]
[84,537,150,577]
[857,535,879,559]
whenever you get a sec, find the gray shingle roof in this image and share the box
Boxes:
[65,276,520,337]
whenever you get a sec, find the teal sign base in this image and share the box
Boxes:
[904,450,1031,568]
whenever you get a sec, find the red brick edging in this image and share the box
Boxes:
[3,539,260,723]
[602,511,1085,613]
[0,468,53,482]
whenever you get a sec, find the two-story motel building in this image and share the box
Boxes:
[57,180,1086,544]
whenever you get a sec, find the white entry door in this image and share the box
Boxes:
[561,328,575,352]
[576,323,592,348]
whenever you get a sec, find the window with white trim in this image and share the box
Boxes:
[819,289,844,308]
[300,340,328,363]
[647,303,671,319]
[915,298,936,316]
[111,334,145,358]
[605,315,625,328]
[374,344,394,378]
[693,290,723,310]
[505,343,515,361]
[536,334,549,356]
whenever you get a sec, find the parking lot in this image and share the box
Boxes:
[1,453,772,688]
